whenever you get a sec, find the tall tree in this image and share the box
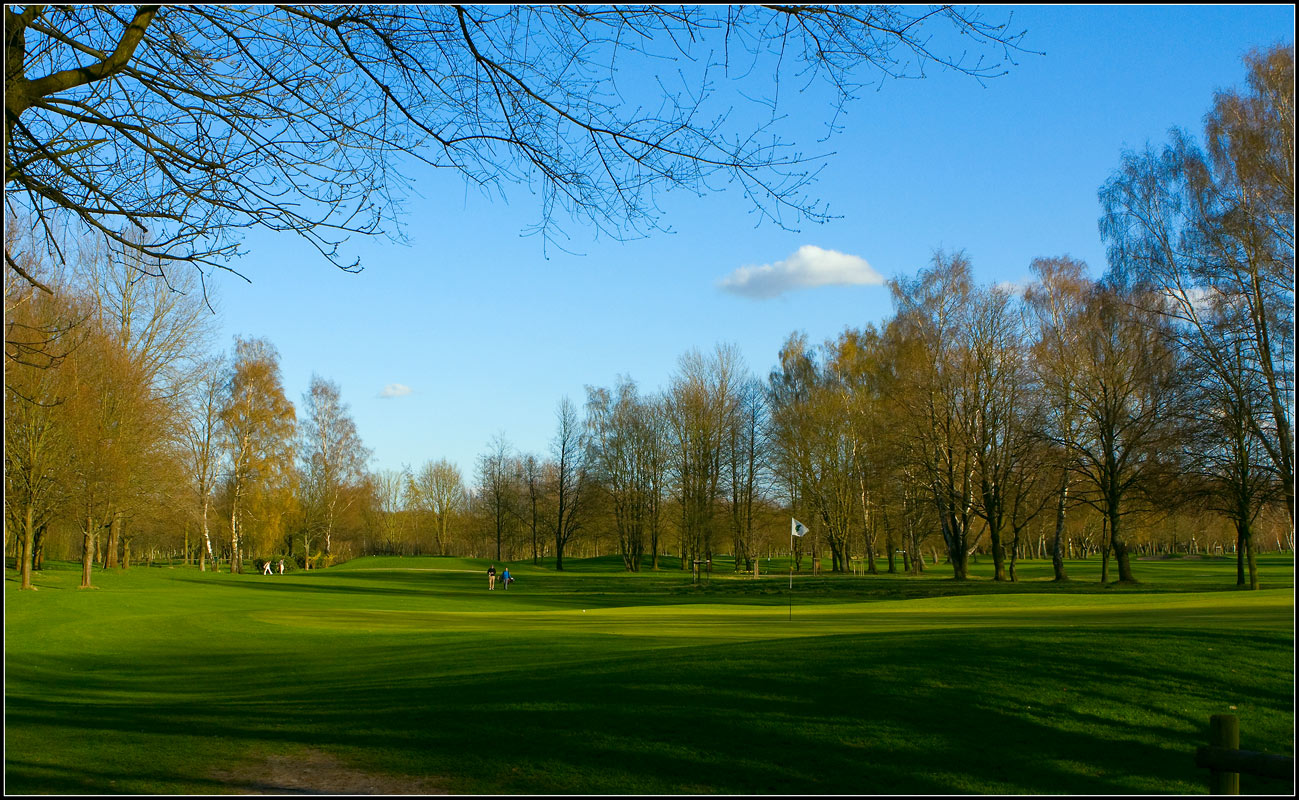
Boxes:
[667,345,743,570]
[724,378,768,574]
[181,354,225,571]
[4,264,78,588]
[769,335,859,574]
[299,374,370,559]
[1024,256,1094,582]
[62,324,151,587]
[5,6,1026,288]
[1099,45,1294,535]
[517,453,546,565]
[476,434,515,563]
[79,240,211,568]
[220,336,295,573]
[963,282,1038,582]
[889,252,980,579]
[410,458,466,557]
[371,467,409,556]
[1051,285,1185,583]
[551,397,587,571]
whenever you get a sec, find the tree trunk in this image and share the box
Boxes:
[81,518,95,589]
[1108,500,1134,582]
[20,503,35,590]
[1100,516,1110,584]
[33,524,45,570]
[105,508,122,568]
[944,517,969,580]
[1236,515,1259,590]
[945,548,966,579]
[1236,527,1246,585]
[989,523,1007,581]
[230,494,241,573]
[1051,475,1069,581]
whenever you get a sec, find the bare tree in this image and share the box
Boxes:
[585,377,671,572]
[517,453,546,565]
[963,283,1039,581]
[1025,256,1094,582]
[724,378,768,574]
[371,467,409,556]
[476,433,515,563]
[299,374,370,559]
[1100,45,1294,532]
[410,458,466,556]
[889,252,980,579]
[769,335,859,574]
[667,344,743,570]
[181,354,225,571]
[551,396,587,571]
[1050,284,1185,583]
[5,6,1028,287]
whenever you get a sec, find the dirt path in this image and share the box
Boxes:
[211,749,448,794]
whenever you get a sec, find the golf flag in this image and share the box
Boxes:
[791,518,808,537]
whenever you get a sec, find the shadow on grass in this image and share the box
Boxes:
[5,625,1293,795]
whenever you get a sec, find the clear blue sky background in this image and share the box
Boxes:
[210,5,1294,479]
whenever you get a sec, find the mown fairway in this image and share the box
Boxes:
[5,555,1294,795]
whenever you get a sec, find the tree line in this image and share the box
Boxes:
[5,46,1293,590]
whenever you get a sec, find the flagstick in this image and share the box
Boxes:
[789,527,793,621]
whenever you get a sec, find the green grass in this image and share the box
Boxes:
[5,554,1294,794]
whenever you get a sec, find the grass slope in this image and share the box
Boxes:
[4,555,1294,794]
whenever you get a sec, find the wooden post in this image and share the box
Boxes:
[1209,713,1240,795]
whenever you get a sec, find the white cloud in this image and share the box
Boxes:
[996,280,1028,298]
[718,245,884,299]
[378,383,412,399]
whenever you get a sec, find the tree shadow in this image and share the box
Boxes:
[5,623,1293,794]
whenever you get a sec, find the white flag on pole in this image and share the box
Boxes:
[791,518,808,537]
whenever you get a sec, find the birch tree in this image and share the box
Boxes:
[219,336,294,573]
[299,374,370,559]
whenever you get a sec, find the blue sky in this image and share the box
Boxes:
[209,5,1294,479]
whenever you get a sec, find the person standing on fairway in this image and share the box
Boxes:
[488,564,497,590]
[502,566,511,590]
[278,559,285,575]
[262,560,273,575]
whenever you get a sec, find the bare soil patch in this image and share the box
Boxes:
[210,748,448,795]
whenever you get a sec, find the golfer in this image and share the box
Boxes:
[262,560,273,575]
[502,566,511,590]
[488,564,497,590]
